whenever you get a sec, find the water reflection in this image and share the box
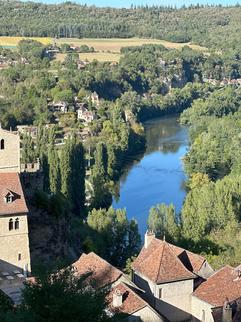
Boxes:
[112,116,188,237]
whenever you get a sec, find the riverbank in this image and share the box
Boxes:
[112,115,188,236]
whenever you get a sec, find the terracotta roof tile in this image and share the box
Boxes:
[109,282,147,315]
[193,266,241,307]
[132,238,195,284]
[169,244,206,273]
[0,173,28,215]
[73,252,122,288]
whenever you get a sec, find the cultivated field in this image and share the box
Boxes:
[55,52,121,62]
[0,36,52,47]
[56,37,207,52]
[0,36,207,62]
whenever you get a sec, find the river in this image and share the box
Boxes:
[112,115,189,237]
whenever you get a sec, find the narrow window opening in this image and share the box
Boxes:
[18,253,21,261]
[0,139,4,150]
[159,288,162,299]
[9,219,13,231]
[15,218,19,230]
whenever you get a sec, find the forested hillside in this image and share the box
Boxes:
[1,1,241,50]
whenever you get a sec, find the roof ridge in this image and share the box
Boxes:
[155,241,165,283]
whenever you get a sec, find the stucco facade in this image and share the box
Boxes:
[0,213,31,273]
[133,271,194,321]
[0,128,20,173]
[128,306,165,322]
[191,295,214,322]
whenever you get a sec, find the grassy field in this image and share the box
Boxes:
[56,37,207,52]
[55,52,121,62]
[0,36,52,47]
[0,36,207,63]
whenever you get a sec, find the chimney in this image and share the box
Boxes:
[144,230,155,249]
[113,289,123,308]
[222,300,232,322]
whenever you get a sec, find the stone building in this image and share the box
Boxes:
[132,231,213,322]
[0,126,20,173]
[72,252,165,322]
[0,127,31,275]
[0,172,31,274]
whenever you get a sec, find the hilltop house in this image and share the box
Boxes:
[77,104,95,124]
[132,231,213,322]
[72,252,165,322]
[48,101,68,113]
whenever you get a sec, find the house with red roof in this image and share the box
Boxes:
[192,265,241,322]
[72,252,165,322]
[132,231,213,322]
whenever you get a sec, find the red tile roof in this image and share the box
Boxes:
[193,266,241,307]
[132,239,195,284]
[169,244,206,274]
[72,252,123,288]
[0,173,28,215]
[109,282,147,315]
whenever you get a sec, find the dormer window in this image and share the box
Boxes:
[4,191,14,203]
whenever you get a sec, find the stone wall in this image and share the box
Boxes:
[0,129,20,173]
[0,214,31,273]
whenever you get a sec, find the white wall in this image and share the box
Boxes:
[133,271,194,322]
[129,306,164,322]
[191,295,214,322]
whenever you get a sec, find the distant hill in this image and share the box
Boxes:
[1,1,241,51]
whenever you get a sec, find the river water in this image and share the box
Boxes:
[112,115,189,237]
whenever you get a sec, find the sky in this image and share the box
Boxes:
[27,0,241,8]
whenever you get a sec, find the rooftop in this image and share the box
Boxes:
[193,265,241,307]
[72,252,123,288]
[109,282,147,315]
[0,173,28,215]
[132,238,195,284]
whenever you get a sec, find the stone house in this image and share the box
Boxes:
[72,252,165,322]
[48,101,68,113]
[0,126,20,173]
[17,125,38,139]
[77,105,95,124]
[132,232,213,322]
[192,265,241,322]
[0,172,31,275]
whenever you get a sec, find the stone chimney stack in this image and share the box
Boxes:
[113,289,123,308]
[144,230,155,249]
[222,301,232,322]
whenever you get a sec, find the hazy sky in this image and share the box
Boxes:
[28,0,241,7]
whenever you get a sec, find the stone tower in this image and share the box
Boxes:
[0,126,20,173]
[0,127,31,274]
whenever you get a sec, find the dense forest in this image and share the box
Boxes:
[1,0,241,51]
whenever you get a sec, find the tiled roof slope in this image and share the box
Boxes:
[73,252,123,288]
[0,173,28,215]
[109,282,147,315]
[193,266,241,307]
[169,244,206,274]
[132,239,195,284]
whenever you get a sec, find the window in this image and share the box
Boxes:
[18,253,21,261]
[0,139,4,150]
[159,288,162,299]
[15,218,19,230]
[5,195,13,203]
[9,219,13,231]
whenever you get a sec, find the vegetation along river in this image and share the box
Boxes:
[112,116,189,237]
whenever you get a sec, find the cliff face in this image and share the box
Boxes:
[28,204,72,269]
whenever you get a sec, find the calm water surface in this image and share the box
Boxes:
[112,116,188,237]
